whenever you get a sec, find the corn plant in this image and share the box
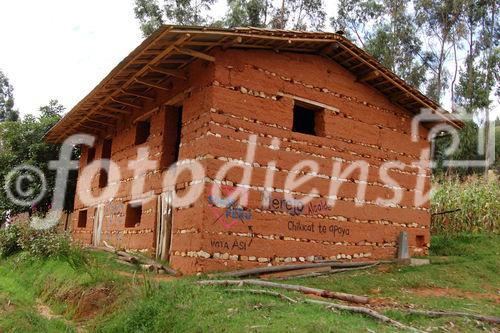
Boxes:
[431,175,499,234]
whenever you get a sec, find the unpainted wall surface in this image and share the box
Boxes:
[169,49,431,274]
[71,49,431,274]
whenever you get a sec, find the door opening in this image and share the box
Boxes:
[161,106,183,169]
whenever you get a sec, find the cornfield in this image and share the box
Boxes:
[431,175,500,234]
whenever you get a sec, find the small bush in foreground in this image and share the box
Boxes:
[0,224,22,257]
[0,219,88,266]
[17,223,71,259]
[431,176,499,234]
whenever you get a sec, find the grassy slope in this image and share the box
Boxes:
[0,234,498,333]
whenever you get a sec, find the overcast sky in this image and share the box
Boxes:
[0,1,143,116]
[0,1,340,117]
[0,1,496,119]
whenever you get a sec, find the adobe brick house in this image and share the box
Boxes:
[45,26,460,274]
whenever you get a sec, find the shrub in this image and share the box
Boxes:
[431,176,500,234]
[0,224,21,258]
[17,223,72,259]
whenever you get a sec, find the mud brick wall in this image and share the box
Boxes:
[169,49,432,274]
[70,48,431,275]
[71,60,214,253]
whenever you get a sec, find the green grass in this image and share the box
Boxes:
[1,234,499,332]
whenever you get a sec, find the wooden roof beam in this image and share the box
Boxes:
[103,106,131,114]
[134,77,172,91]
[320,42,340,56]
[96,111,120,119]
[222,36,243,50]
[86,118,115,126]
[147,66,187,80]
[357,70,381,82]
[76,124,105,134]
[120,89,156,101]
[373,80,391,87]
[173,46,215,62]
[164,87,194,106]
[134,106,159,124]
[55,32,192,142]
[110,97,142,109]
[350,61,368,70]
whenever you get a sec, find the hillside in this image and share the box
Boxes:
[0,234,499,332]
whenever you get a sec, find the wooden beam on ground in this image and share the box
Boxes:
[147,66,187,80]
[173,46,216,62]
[198,279,369,304]
[134,78,172,91]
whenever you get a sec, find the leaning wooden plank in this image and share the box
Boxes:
[407,309,500,325]
[305,299,424,333]
[197,279,369,304]
[218,261,382,278]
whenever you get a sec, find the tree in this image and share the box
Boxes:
[432,120,482,177]
[134,0,327,36]
[332,0,428,88]
[0,71,19,122]
[224,0,326,30]
[453,0,498,174]
[268,0,326,30]
[414,0,465,103]
[364,0,429,88]
[225,0,269,28]
[331,0,384,47]
[39,99,65,118]
[0,101,76,225]
[134,0,216,36]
